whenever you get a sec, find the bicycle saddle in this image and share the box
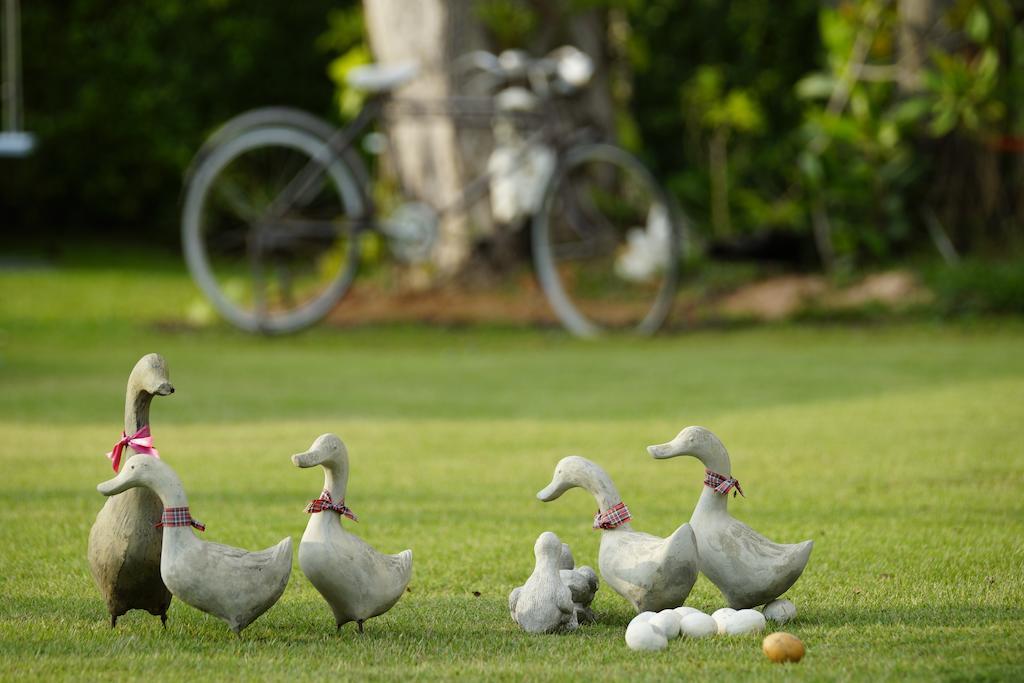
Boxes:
[346,61,420,93]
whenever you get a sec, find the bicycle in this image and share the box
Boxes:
[181,46,684,337]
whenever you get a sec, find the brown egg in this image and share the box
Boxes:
[762,632,805,663]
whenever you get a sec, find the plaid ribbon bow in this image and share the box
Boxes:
[155,506,205,531]
[105,424,159,472]
[305,490,358,522]
[704,469,744,497]
[593,501,632,530]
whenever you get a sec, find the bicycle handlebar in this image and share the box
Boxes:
[454,46,593,98]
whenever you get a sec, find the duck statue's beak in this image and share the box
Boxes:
[647,441,682,459]
[291,448,323,468]
[292,433,345,468]
[154,382,175,396]
[97,467,136,496]
[536,478,567,502]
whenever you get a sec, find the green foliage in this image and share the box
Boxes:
[927,259,1024,316]
[924,46,1003,136]
[682,67,764,135]
[0,0,351,244]
[795,0,1024,265]
[626,0,822,237]
[474,0,539,51]
[319,5,370,120]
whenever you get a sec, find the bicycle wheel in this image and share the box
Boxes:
[182,125,366,333]
[532,143,682,337]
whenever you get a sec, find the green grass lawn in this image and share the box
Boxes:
[1,254,1023,680]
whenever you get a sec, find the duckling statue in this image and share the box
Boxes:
[558,543,574,570]
[97,454,292,635]
[292,434,412,633]
[537,456,699,613]
[509,531,579,633]
[561,564,599,624]
[87,353,175,627]
[647,426,813,608]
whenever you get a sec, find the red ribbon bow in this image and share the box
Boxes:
[305,490,358,522]
[705,469,744,497]
[593,501,632,530]
[106,425,159,472]
[155,506,205,532]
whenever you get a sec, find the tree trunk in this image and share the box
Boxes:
[897,0,950,94]
[362,0,487,276]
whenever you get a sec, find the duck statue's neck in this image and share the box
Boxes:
[319,459,350,503]
[693,447,734,517]
[124,375,156,434]
[577,465,633,530]
[684,435,735,517]
[691,438,732,477]
[144,465,190,510]
[693,486,730,516]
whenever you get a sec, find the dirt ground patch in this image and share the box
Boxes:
[326,276,561,327]
[719,270,932,321]
[323,269,933,328]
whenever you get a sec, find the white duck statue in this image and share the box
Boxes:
[292,434,412,633]
[97,454,292,635]
[536,456,699,613]
[87,353,175,627]
[508,531,578,633]
[647,426,813,608]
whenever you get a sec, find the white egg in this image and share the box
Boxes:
[674,606,702,620]
[679,612,717,638]
[630,614,655,630]
[763,599,797,625]
[625,620,668,651]
[711,607,736,634]
[724,608,767,635]
[649,609,681,639]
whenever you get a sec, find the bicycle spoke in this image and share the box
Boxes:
[247,234,268,323]
[551,239,613,261]
[214,178,263,222]
[266,157,331,217]
[261,218,344,243]
[276,263,295,308]
[204,226,251,253]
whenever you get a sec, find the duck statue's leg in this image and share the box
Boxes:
[357,620,365,634]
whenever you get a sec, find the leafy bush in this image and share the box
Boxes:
[1,0,351,245]
[927,260,1024,316]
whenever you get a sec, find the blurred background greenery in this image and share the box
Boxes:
[2,0,1022,313]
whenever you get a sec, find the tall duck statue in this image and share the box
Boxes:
[647,426,813,609]
[537,456,698,613]
[87,353,175,627]
[97,454,293,635]
[292,434,413,633]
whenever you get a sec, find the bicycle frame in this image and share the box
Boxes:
[263,91,596,237]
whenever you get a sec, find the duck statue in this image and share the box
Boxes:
[537,456,699,613]
[647,426,813,608]
[508,531,579,633]
[87,353,175,627]
[97,454,292,635]
[292,434,412,633]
